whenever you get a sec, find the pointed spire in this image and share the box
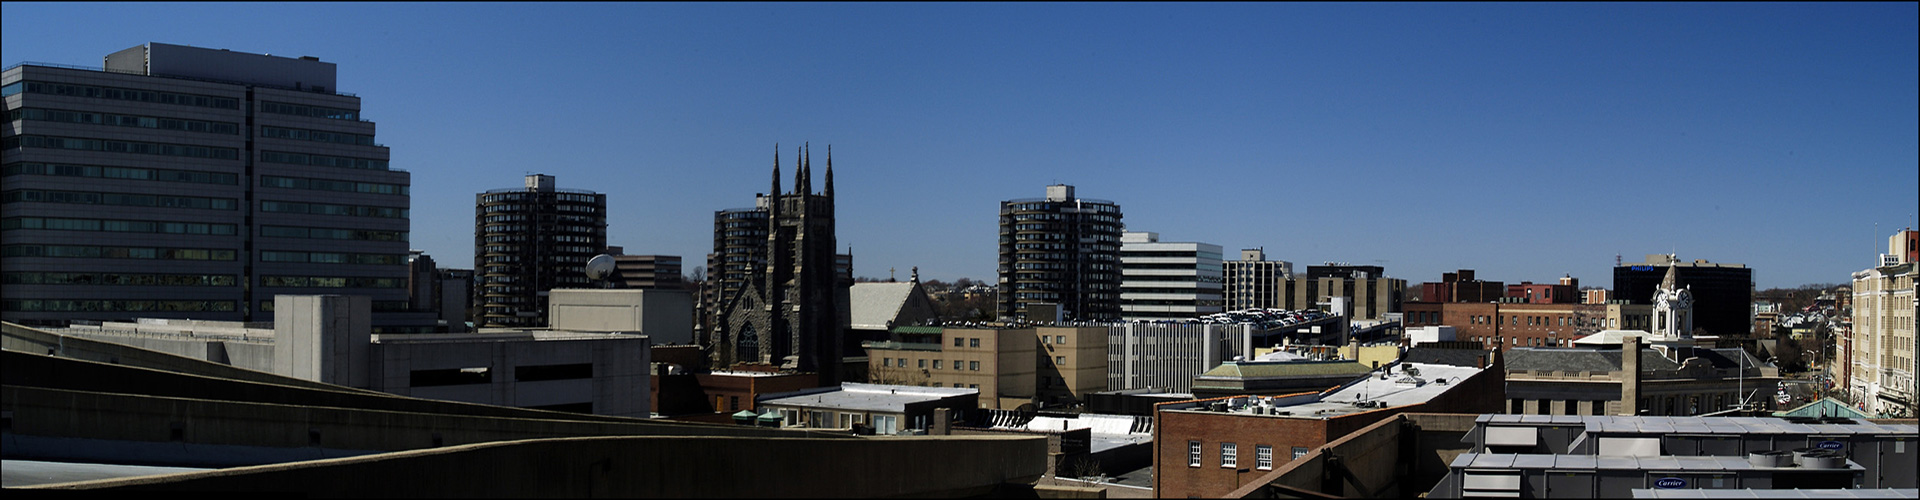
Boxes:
[801,142,813,195]
[793,144,805,195]
[771,143,782,198]
[825,144,834,198]
[1660,261,1679,292]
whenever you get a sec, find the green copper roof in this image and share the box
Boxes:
[1772,397,1872,419]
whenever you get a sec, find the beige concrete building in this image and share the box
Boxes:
[1850,229,1918,418]
[866,326,1037,409]
[1277,268,1405,321]
[864,325,1109,410]
[1036,326,1109,407]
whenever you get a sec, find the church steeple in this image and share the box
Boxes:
[792,144,805,195]
[825,144,834,199]
[770,143,782,199]
[801,142,813,195]
[1659,259,1679,292]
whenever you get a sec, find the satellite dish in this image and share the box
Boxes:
[585,254,616,282]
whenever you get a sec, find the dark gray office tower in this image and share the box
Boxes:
[1613,254,1752,337]
[3,43,431,331]
[998,184,1124,322]
[474,174,607,328]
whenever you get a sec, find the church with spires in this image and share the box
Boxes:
[705,144,853,385]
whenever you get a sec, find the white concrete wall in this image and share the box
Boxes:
[273,295,371,388]
[548,289,693,345]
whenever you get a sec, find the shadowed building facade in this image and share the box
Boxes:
[3,43,433,332]
[1614,254,1752,337]
[473,174,607,328]
[707,144,851,385]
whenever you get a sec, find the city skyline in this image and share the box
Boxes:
[5,2,1915,290]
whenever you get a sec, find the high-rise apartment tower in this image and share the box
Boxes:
[998,184,1123,322]
[474,174,607,328]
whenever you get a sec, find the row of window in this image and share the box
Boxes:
[4,80,240,109]
[6,161,238,185]
[2,244,236,261]
[5,135,240,160]
[3,271,237,287]
[477,192,603,204]
[259,225,407,242]
[261,175,406,195]
[8,107,240,135]
[261,200,406,219]
[2,299,237,313]
[1188,441,1308,470]
[257,299,412,312]
[260,250,405,265]
[1003,202,1121,214]
[1,216,237,235]
[259,101,359,121]
[481,214,528,223]
[4,189,238,210]
[261,151,388,171]
[480,224,601,235]
[260,275,405,289]
[880,357,983,371]
[9,106,241,135]
[259,126,377,146]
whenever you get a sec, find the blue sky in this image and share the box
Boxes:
[5,2,1915,289]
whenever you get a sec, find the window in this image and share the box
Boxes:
[954,337,964,347]
[933,360,943,369]
[1292,447,1309,460]
[1221,442,1238,467]
[969,338,980,348]
[1056,356,1066,365]
[1042,336,1051,344]
[1189,441,1202,467]
[969,361,980,371]
[1056,335,1066,344]
[1256,445,1273,470]
[968,384,978,389]
[882,358,892,367]
[918,359,927,369]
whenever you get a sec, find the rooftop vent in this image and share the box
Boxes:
[1748,450,1792,468]
[1799,449,1847,469]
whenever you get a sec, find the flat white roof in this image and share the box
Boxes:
[758,383,975,413]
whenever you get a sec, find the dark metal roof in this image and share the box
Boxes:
[1403,347,1493,368]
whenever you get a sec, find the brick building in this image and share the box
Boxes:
[1152,354,1505,498]
[1403,301,1651,352]
[1418,269,1504,303]
[1505,276,1578,304]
